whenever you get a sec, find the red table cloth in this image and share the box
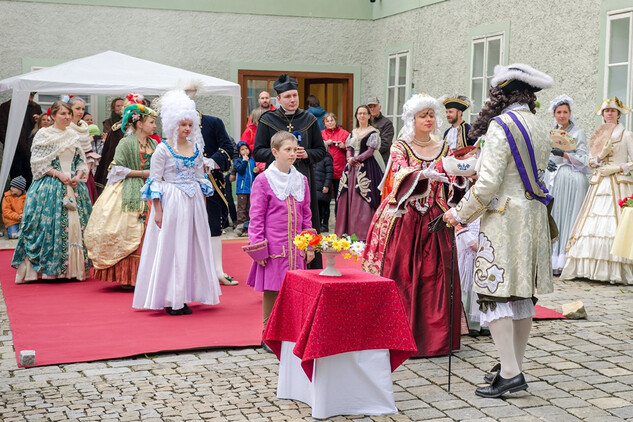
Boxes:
[263,268,417,381]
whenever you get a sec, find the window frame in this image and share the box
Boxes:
[603,8,633,130]
[384,48,411,136]
[465,22,510,123]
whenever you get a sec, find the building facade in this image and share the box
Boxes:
[1,0,632,136]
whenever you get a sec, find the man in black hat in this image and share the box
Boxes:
[441,95,475,150]
[366,97,394,164]
[253,73,327,268]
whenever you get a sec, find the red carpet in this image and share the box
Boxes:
[1,242,561,367]
[534,304,566,320]
[0,241,361,367]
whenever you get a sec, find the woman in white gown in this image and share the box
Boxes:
[133,90,221,314]
[561,97,633,284]
[545,95,590,275]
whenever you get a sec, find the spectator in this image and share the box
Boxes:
[0,92,43,186]
[314,151,333,232]
[306,95,327,130]
[320,112,349,215]
[83,112,94,125]
[367,96,395,164]
[233,141,256,236]
[2,176,27,239]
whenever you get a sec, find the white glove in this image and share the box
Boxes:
[422,161,449,184]
[621,163,631,175]
[598,164,621,176]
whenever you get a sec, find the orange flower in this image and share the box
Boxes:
[308,234,323,247]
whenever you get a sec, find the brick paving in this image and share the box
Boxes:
[1,235,632,421]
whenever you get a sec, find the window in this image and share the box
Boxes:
[30,66,97,118]
[469,33,504,117]
[385,51,410,135]
[605,10,632,129]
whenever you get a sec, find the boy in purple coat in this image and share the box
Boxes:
[243,132,316,347]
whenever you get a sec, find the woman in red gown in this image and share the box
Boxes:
[363,94,469,357]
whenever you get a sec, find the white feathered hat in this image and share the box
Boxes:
[491,63,553,93]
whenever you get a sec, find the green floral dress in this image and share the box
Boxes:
[12,146,93,280]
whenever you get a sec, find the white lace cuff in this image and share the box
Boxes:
[451,208,466,225]
[203,157,219,171]
[106,166,131,186]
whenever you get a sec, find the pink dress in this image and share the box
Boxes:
[244,166,313,292]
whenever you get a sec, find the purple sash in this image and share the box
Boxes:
[493,112,552,206]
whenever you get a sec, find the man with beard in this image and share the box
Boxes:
[253,73,327,268]
[258,91,276,112]
[441,95,475,150]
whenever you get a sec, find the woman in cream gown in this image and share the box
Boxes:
[561,97,633,284]
[85,104,158,286]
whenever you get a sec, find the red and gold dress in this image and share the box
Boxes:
[363,139,468,357]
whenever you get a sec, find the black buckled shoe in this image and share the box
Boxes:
[484,363,501,384]
[475,373,528,398]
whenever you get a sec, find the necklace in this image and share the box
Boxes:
[138,136,151,152]
[282,111,296,132]
[412,136,433,147]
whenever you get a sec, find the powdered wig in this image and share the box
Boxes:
[159,90,203,152]
[400,93,443,142]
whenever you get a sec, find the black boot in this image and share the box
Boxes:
[475,373,527,398]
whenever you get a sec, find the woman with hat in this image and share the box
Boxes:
[561,97,633,283]
[12,100,92,283]
[545,95,590,276]
[443,63,554,398]
[85,103,159,287]
[363,93,468,358]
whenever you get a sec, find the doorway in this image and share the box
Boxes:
[237,70,354,133]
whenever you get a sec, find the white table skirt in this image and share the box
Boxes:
[277,341,397,419]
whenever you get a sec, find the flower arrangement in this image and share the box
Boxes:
[618,193,633,208]
[293,232,365,261]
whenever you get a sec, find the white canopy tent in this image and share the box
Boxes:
[0,50,241,189]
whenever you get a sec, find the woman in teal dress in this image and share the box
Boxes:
[12,100,92,283]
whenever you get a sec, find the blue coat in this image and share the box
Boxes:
[234,141,255,195]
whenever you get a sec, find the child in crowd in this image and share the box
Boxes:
[314,151,333,232]
[2,176,27,239]
[243,132,315,348]
[88,124,104,156]
[233,141,256,236]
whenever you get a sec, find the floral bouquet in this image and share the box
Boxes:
[293,232,365,261]
[618,193,633,208]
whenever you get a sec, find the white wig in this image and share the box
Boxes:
[548,94,576,127]
[400,93,443,142]
[159,90,204,152]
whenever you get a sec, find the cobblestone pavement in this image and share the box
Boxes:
[1,238,632,421]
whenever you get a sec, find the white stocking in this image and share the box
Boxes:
[513,317,532,371]
[488,317,520,379]
[210,236,226,280]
